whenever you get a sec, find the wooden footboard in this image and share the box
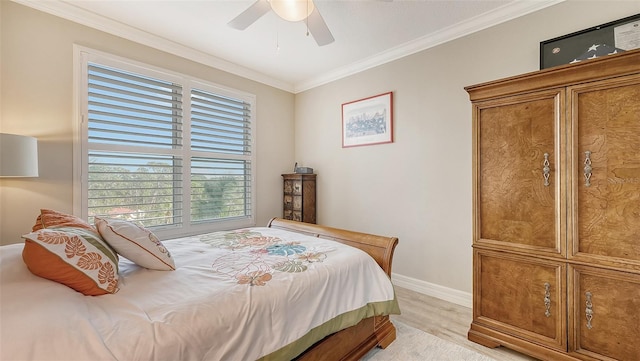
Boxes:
[266,218,399,360]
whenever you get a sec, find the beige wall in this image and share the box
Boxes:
[0,1,295,245]
[294,0,640,295]
[2,0,639,298]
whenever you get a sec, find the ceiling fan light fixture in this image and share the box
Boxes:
[270,0,315,22]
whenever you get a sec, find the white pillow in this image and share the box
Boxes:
[95,217,175,271]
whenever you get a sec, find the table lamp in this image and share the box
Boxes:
[0,133,39,177]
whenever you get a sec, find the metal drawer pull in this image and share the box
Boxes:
[543,153,551,187]
[544,282,551,317]
[584,151,592,187]
[585,291,594,329]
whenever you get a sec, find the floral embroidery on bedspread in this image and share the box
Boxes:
[198,230,330,286]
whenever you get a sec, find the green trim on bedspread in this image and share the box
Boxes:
[258,297,401,361]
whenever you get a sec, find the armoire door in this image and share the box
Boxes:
[473,249,567,351]
[473,89,566,256]
[569,265,640,361]
[569,74,640,269]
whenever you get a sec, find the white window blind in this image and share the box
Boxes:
[79,50,255,237]
[189,88,252,223]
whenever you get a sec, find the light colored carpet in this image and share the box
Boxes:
[361,321,497,361]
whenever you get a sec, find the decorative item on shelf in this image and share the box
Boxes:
[0,133,39,177]
[540,13,640,69]
[293,162,314,174]
[569,43,626,64]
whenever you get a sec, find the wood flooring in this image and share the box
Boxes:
[393,286,538,361]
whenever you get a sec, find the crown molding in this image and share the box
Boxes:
[11,0,295,93]
[13,0,564,94]
[293,0,565,93]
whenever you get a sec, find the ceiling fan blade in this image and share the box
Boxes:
[228,0,271,30]
[306,8,334,46]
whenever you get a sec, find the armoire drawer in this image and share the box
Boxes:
[473,249,567,351]
[569,265,640,361]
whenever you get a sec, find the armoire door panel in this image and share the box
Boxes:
[571,75,640,266]
[475,90,562,254]
[569,265,640,361]
[474,250,566,350]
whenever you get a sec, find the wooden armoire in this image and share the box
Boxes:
[467,49,640,361]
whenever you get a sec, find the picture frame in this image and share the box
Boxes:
[342,92,393,148]
[540,13,640,69]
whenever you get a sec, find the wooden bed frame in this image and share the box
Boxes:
[266,218,399,361]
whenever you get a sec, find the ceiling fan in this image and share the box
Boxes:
[228,0,335,46]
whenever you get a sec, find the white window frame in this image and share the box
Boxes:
[73,45,256,239]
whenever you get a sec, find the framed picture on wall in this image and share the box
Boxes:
[540,13,640,69]
[342,92,393,148]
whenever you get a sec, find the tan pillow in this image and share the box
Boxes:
[22,227,119,296]
[32,209,95,233]
[95,217,175,271]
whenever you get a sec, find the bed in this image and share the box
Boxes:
[0,216,399,361]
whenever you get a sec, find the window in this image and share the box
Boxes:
[75,47,256,238]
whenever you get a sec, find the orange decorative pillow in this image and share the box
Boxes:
[32,209,95,233]
[22,227,119,296]
[95,217,175,271]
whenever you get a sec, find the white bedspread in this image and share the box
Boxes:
[0,227,396,361]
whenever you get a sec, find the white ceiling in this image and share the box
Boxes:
[16,0,562,92]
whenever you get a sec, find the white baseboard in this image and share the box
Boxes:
[391,273,472,309]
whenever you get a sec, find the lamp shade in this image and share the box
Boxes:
[270,0,315,22]
[0,133,39,177]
